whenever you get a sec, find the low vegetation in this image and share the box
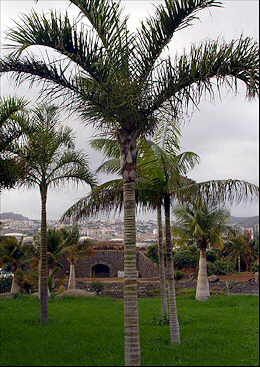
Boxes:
[0,295,258,366]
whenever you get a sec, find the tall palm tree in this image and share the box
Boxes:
[0,97,28,189]
[13,104,95,323]
[1,1,258,363]
[174,200,230,300]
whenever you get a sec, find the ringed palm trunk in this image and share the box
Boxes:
[40,185,48,323]
[68,261,76,290]
[119,130,141,366]
[164,194,180,344]
[10,272,20,294]
[196,247,210,301]
[38,260,50,298]
[157,204,168,318]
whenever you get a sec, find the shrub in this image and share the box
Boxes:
[174,270,185,280]
[57,285,66,294]
[207,259,235,275]
[90,282,104,295]
[0,276,12,293]
[146,244,158,264]
[173,247,199,269]
[251,261,259,272]
[206,248,221,263]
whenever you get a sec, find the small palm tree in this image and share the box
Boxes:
[1,0,259,362]
[13,104,95,323]
[59,225,95,290]
[224,230,255,272]
[0,97,27,189]
[174,200,230,300]
[0,235,26,294]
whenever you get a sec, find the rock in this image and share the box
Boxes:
[208,275,219,283]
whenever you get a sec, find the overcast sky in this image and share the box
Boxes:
[0,0,259,220]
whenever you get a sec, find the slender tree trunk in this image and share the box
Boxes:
[40,185,48,324]
[196,248,210,301]
[164,194,180,344]
[237,255,241,273]
[157,204,168,318]
[10,273,20,294]
[119,130,141,366]
[68,262,76,289]
[38,260,50,298]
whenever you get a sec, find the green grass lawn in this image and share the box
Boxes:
[0,294,258,366]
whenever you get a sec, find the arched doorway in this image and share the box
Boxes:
[92,264,110,278]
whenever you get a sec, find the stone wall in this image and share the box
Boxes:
[75,278,259,298]
[59,249,159,279]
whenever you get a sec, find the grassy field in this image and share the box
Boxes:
[0,294,258,366]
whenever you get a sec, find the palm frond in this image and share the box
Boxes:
[70,0,128,50]
[176,179,259,206]
[134,0,221,81]
[90,137,120,159]
[60,179,124,222]
[0,55,82,103]
[47,150,96,188]
[96,158,121,175]
[149,36,259,113]
[6,10,109,83]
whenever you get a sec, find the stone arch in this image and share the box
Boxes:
[91,262,111,278]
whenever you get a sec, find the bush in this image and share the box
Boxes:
[146,244,158,264]
[174,270,185,280]
[207,259,235,275]
[173,247,199,269]
[0,276,12,293]
[251,262,259,273]
[90,282,104,295]
[206,248,221,263]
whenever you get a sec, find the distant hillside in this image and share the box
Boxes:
[0,212,30,221]
[229,216,259,227]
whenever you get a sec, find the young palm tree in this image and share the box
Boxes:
[224,230,255,272]
[174,200,230,300]
[1,0,259,363]
[0,235,26,294]
[0,97,27,189]
[59,225,95,290]
[13,104,95,323]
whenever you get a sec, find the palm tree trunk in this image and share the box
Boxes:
[196,248,210,301]
[120,130,141,367]
[157,204,168,318]
[164,194,180,344]
[10,273,20,294]
[237,255,241,273]
[40,185,48,324]
[38,260,50,298]
[68,262,76,289]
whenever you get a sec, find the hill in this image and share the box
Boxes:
[0,212,30,221]
[229,216,259,227]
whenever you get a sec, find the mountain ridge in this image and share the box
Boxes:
[0,211,259,226]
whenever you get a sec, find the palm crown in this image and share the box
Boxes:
[13,104,96,190]
[1,0,258,138]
